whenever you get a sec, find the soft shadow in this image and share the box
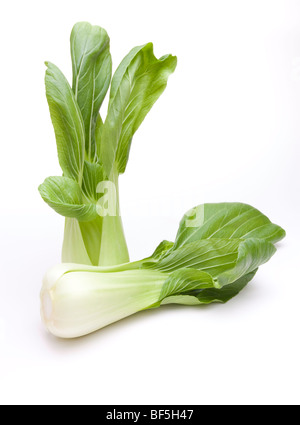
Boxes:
[41,306,172,351]
[40,303,211,352]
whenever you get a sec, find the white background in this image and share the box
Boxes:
[0,0,299,405]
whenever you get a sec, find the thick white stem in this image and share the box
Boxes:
[41,265,166,339]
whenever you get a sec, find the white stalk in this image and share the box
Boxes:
[40,264,167,339]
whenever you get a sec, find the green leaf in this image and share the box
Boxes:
[146,237,276,288]
[81,161,105,202]
[39,176,98,222]
[99,43,177,176]
[174,203,286,249]
[151,240,174,260]
[161,270,257,306]
[45,62,85,183]
[216,238,276,287]
[71,22,112,160]
[160,268,216,300]
[151,239,241,276]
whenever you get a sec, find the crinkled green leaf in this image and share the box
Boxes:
[174,203,286,249]
[160,268,216,300]
[39,176,97,222]
[71,22,112,160]
[216,238,276,287]
[161,270,257,306]
[99,43,177,176]
[146,237,276,288]
[45,62,85,182]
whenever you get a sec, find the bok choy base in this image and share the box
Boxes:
[41,203,286,339]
